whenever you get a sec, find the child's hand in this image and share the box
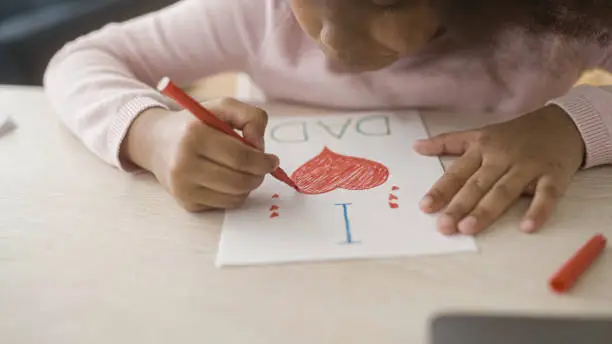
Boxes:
[414,105,585,235]
[124,98,279,211]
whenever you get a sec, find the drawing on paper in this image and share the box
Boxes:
[335,203,359,245]
[269,205,280,219]
[217,112,479,267]
[389,186,400,209]
[269,195,280,218]
[291,147,389,195]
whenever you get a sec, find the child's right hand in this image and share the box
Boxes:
[123,98,280,211]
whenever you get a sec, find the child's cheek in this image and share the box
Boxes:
[370,11,440,55]
[289,0,323,41]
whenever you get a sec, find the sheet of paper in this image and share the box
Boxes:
[0,113,15,138]
[217,111,477,266]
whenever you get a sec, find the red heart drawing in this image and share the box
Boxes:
[291,147,389,195]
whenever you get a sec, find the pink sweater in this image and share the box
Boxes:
[43,0,612,171]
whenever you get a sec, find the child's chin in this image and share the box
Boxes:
[325,57,397,74]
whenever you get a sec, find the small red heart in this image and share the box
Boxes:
[270,212,279,218]
[389,194,398,201]
[291,147,389,195]
[389,202,399,209]
[272,194,280,199]
[392,186,400,191]
[269,205,279,211]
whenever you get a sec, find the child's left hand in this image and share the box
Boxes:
[414,105,585,235]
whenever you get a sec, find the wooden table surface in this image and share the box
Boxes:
[1,86,611,344]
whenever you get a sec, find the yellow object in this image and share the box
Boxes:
[577,69,612,86]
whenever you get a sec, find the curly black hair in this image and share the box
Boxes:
[436,0,612,47]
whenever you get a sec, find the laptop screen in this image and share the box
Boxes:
[430,314,612,344]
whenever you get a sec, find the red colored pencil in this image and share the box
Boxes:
[156,77,299,192]
[548,233,607,294]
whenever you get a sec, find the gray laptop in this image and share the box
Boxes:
[430,314,612,344]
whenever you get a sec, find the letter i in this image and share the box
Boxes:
[335,203,358,244]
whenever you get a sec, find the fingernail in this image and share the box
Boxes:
[270,155,280,169]
[520,219,536,233]
[419,196,434,210]
[458,216,478,234]
[437,214,456,234]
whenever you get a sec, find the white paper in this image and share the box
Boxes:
[217,111,477,266]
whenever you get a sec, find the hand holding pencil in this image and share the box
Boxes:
[122,79,293,212]
[157,77,299,191]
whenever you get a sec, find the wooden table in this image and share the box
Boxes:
[1,86,611,344]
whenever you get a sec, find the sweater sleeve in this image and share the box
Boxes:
[547,84,612,168]
[545,37,612,169]
[43,0,275,171]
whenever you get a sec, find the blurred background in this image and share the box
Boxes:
[0,0,176,85]
[0,0,610,96]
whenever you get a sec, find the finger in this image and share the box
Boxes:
[523,181,537,196]
[420,150,482,214]
[520,175,567,233]
[176,186,248,211]
[457,168,536,235]
[186,157,265,195]
[186,123,279,176]
[181,203,213,213]
[438,164,508,235]
[413,131,477,156]
[205,98,268,150]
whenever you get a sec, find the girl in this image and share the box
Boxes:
[44,0,612,236]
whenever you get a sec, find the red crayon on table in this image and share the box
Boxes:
[156,77,299,192]
[548,233,607,294]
